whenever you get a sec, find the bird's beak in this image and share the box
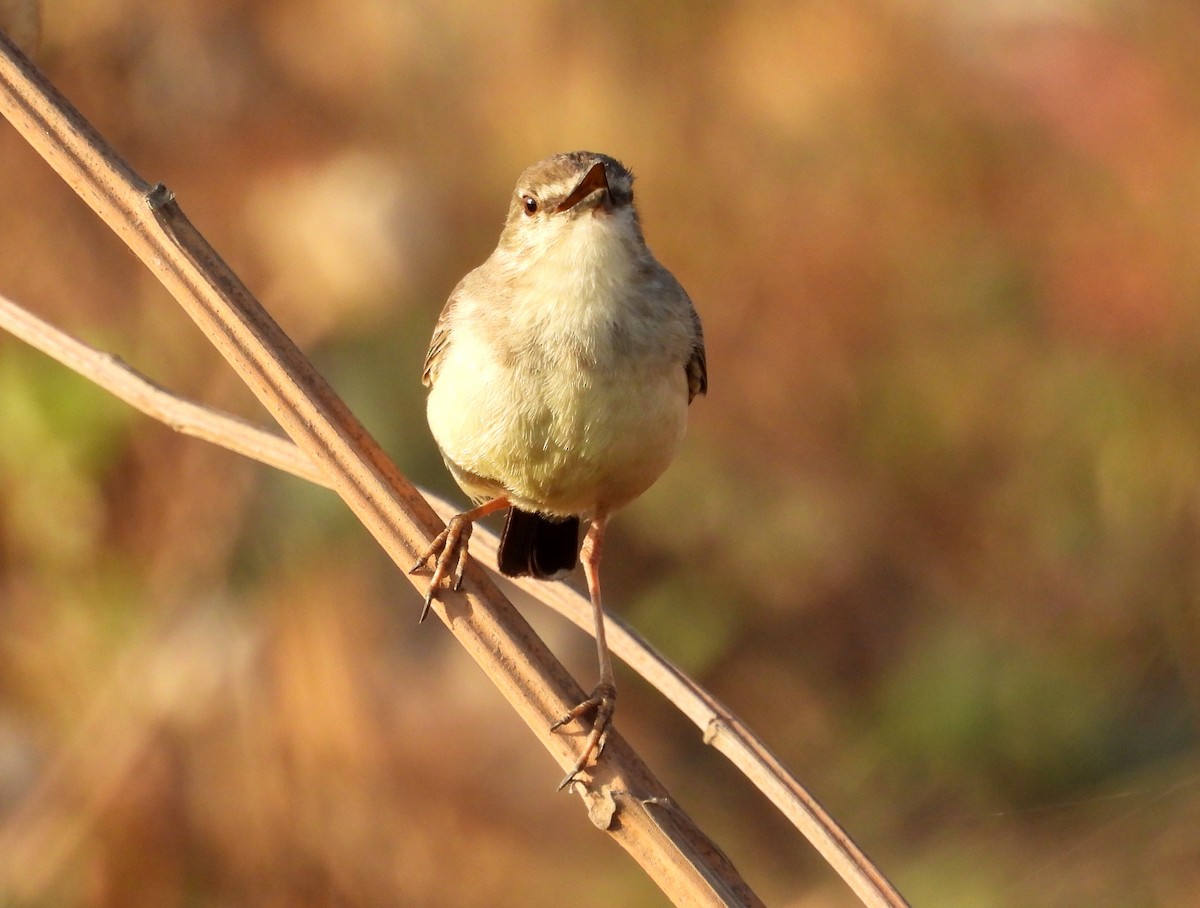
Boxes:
[555,162,610,212]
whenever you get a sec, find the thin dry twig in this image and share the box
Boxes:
[0,292,325,485]
[0,31,766,907]
[0,29,910,908]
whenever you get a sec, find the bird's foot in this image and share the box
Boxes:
[551,682,617,791]
[408,515,474,622]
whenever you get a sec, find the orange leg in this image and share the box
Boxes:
[551,513,617,790]
[409,497,509,622]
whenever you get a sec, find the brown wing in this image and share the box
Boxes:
[423,265,493,388]
[685,306,707,403]
[422,277,469,389]
[421,309,451,388]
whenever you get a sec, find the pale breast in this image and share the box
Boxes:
[427,323,689,517]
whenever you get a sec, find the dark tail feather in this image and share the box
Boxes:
[498,510,580,579]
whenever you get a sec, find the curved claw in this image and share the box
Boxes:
[552,682,617,791]
[409,517,475,623]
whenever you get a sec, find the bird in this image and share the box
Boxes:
[411,151,707,788]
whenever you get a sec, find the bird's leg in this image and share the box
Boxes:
[410,497,509,622]
[552,514,617,790]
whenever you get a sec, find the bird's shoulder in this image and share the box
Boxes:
[680,286,707,403]
[645,263,706,403]
[420,261,505,388]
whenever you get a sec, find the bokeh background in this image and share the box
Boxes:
[2,0,1200,904]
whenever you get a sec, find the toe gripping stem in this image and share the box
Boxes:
[552,682,617,791]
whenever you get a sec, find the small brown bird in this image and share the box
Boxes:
[412,151,706,787]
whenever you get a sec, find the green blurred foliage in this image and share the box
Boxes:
[3,0,1200,905]
[0,345,129,571]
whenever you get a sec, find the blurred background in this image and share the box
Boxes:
[2,0,1200,904]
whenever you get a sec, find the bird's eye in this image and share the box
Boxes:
[522,195,539,216]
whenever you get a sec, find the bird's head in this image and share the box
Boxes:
[497,151,644,259]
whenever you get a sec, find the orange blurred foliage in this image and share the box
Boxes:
[3,0,1200,904]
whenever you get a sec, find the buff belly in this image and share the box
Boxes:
[427,348,688,518]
